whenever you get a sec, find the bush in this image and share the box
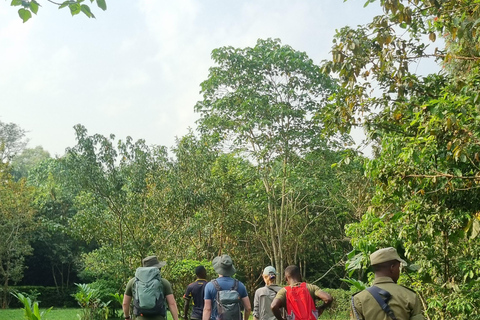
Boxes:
[322,288,354,319]
[8,286,77,308]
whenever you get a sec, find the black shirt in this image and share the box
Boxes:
[183,279,207,319]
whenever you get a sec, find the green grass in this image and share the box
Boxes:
[0,308,124,320]
[0,309,348,320]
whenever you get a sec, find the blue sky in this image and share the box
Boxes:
[1,0,405,157]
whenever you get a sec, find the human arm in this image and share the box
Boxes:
[183,297,190,320]
[252,289,260,320]
[271,298,285,320]
[202,299,212,320]
[410,294,425,320]
[241,296,251,320]
[183,287,191,320]
[122,294,132,319]
[315,290,333,315]
[166,294,179,320]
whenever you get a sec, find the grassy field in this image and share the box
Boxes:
[0,308,123,320]
[0,309,348,320]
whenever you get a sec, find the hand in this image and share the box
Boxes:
[317,305,325,316]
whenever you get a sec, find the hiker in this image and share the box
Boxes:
[350,247,425,320]
[123,256,180,320]
[202,254,251,320]
[184,266,208,320]
[253,266,283,320]
[271,265,332,320]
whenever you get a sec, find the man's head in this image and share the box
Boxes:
[195,265,207,279]
[212,254,236,277]
[284,265,302,284]
[262,266,276,284]
[142,256,167,268]
[370,247,407,283]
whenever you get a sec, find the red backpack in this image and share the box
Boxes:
[284,282,318,320]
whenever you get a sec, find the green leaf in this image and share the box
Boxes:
[80,4,95,18]
[96,0,106,10]
[30,1,39,14]
[18,8,32,22]
[69,3,81,15]
[59,1,69,9]
[11,0,22,6]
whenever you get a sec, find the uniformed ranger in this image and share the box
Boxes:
[350,247,425,320]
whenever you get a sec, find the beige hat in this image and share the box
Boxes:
[370,247,407,266]
[142,256,167,268]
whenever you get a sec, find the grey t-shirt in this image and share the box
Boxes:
[253,284,282,320]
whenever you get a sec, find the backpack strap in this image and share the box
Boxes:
[212,279,222,292]
[232,279,239,291]
[366,286,398,320]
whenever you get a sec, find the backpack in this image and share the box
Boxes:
[284,282,318,320]
[133,267,166,317]
[268,286,287,320]
[212,279,243,320]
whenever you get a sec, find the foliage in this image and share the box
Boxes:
[323,0,480,319]
[8,286,77,308]
[72,283,111,320]
[11,146,51,180]
[11,291,53,320]
[10,0,107,23]
[195,37,354,281]
[0,164,36,308]
[0,120,28,163]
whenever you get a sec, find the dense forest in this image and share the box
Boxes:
[2,1,480,319]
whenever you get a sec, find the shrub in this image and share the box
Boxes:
[11,292,53,320]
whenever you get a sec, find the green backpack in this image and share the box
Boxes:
[133,267,166,317]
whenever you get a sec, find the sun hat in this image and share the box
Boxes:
[370,247,407,266]
[142,256,167,268]
[212,254,236,277]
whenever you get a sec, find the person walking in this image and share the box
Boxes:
[350,247,425,320]
[184,266,208,320]
[202,254,251,320]
[271,265,332,320]
[123,256,180,320]
[253,266,283,320]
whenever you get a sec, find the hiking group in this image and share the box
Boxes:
[123,248,424,320]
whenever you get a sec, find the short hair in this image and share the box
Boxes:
[285,265,301,278]
[371,260,399,272]
[195,265,206,277]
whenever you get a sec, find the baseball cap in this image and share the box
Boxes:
[263,266,276,276]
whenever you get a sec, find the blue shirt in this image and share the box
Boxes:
[204,277,248,319]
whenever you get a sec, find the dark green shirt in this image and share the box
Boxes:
[125,277,174,320]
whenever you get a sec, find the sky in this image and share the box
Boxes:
[0,0,424,157]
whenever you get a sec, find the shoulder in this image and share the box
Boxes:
[400,285,418,294]
[161,278,172,287]
[305,282,321,291]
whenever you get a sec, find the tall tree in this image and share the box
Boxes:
[0,164,35,308]
[11,146,51,180]
[322,1,480,318]
[195,38,350,280]
[0,121,28,163]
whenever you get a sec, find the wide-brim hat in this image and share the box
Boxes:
[212,255,236,277]
[370,247,407,266]
[142,256,167,268]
